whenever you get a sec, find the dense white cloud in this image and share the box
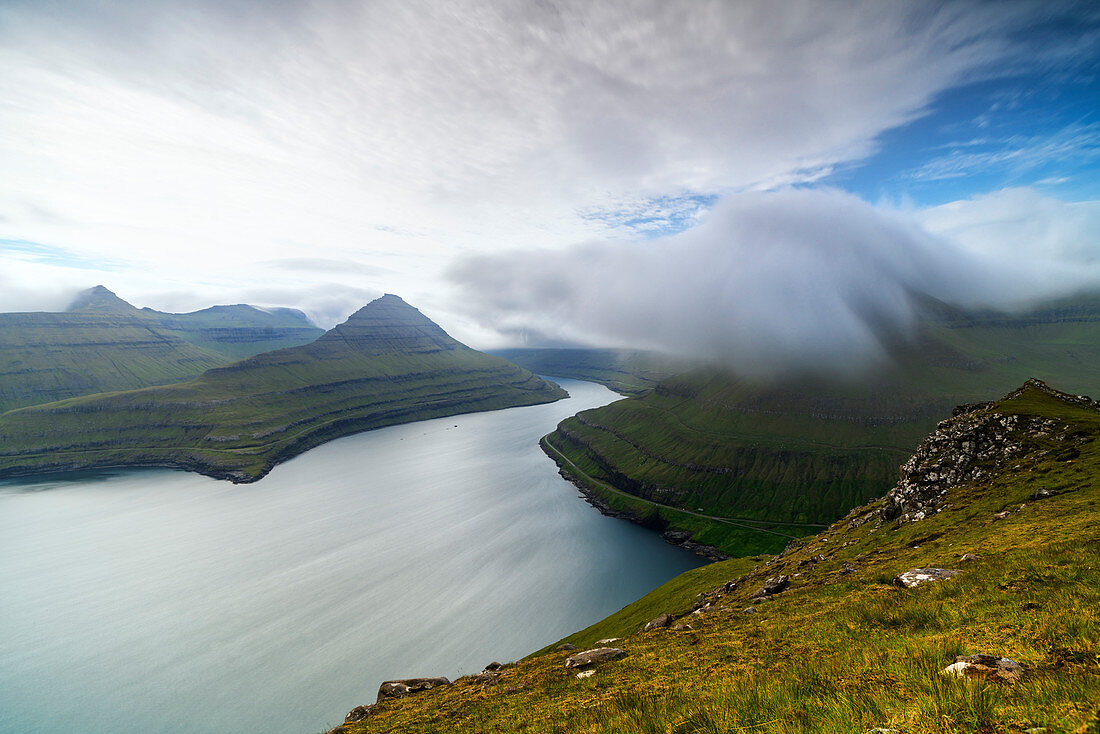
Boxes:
[450,188,1100,374]
[1,0,1084,331]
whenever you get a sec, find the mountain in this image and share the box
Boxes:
[0,294,566,482]
[323,379,1100,733]
[0,286,323,413]
[489,348,688,396]
[542,295,1100,557]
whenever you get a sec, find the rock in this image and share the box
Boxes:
[1033,486,1057,499]
[595,637,621,645]
[483,661,502,671]
[751,575,789,598]
[893,568,961,588]
[993,510,1011,520]
[671,624,692,631]
[554,643,577,652]
[959,553,980,562]
[345,704,373,723]
[940,653,1023,682]
[643,613,674,632]
[575,669,595,679]
[564,647,626,668]
[742,606,757,614]
[376,677,451,702]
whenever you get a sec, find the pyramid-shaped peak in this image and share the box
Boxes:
[67,285,136,313]
[316,294,462,356]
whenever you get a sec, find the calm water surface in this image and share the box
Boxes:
[0,379,704,734]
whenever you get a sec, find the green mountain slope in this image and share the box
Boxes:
[543,296,1100,557]
[0,286,323,413]
[0,294,566,482]
[489,348,688,396]
[327,380,1100,733]
[138,302,323,360]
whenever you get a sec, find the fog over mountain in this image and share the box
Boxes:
[451,188,1100,375]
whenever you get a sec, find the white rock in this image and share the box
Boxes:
[575,670,595,679]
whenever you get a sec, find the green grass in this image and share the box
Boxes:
[327,381,1100,734]
[544,296,1100,556]
[0,286,322,413]
[0,295,565,482]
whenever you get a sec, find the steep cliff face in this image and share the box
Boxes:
[0,295,566,482]
[872,379,1097,525]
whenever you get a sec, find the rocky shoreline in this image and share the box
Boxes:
[541,438,729,562]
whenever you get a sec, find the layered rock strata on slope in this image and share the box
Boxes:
[0,295,566,482]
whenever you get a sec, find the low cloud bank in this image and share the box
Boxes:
[449,188,1100,377]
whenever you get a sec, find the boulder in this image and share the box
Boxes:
[742,606,757,614]
[554,643,577,652]
[564,647,626,668]
[751,575,789,598]
[671,624,692,631]
[483,661,503,671]
[376,676,451,702]
[575,669,595,679]
[344,705,373,723]
[893,568,960,588]
[1033,486,1057,499]
[940,653,1023,682]
[595,637,621,645]
[959,553,980,562]
[642,613,674,632]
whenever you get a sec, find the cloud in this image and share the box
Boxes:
[449,188,1100,376]
[0,2,1087,284]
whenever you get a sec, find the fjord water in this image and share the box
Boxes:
[0,379,703,734]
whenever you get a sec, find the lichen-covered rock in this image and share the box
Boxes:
[376,676,451,702]
[879,380,1070,525]
[941,653,1023,682]
[345,704,373,723]
[751,575,789,598]
[893,567,960,588]
[554,643,577,652]
[642,613,674,632]
[564,647,626,668]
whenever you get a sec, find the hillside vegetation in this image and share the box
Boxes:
[0,285,322,412]
[544,296,1100,556]
[0,295,565,482]
[325,379,1100,733]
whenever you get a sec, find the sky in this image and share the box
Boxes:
[2,0,1099,369]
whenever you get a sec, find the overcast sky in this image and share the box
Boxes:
[2,0,1099,366]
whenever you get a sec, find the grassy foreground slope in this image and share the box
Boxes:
[0,295,566,482]
[329,380,1100,733]
[0,286,323,412]
[544,297,1100,556]
[490,348,688,396]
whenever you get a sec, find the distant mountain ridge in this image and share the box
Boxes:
[0,286,323,413]
[0,294,566,482]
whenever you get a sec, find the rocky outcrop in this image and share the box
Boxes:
[880,379,1073,525]
[642,613,674,632]
[376,676,451,702]
[893,568,960,588]
[941,654,1023,682]
[751,575,789,599]
[564,648,626,668]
